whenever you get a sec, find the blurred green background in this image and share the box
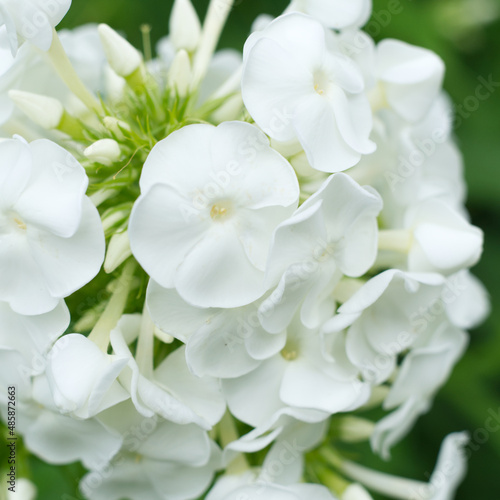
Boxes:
[15,0,500,498]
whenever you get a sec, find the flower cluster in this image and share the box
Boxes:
[0,0,489,499]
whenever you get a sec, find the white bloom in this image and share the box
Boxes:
[373,39,445,123]
[81,401,221,500]
[110,314,225,427]
[223,314,369,427]
[208,479,337,500]
[46,334,130,419]
[372,319,468,458]
[286,0,372,30]
[323,270,445,384]
[147,282,286,379]
[444,270,490,330]
[260,173,382,332]
[242,13,375,173]
[0,299,68,374]
[129,121,299,308]
[11,374,122,469]
[405,199,483,275]
[425,432,469,500]
[0,137,105,315]
[0,0,72,55]
[338,433,469,500]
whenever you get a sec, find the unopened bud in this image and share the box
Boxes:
[342,484,374,500]
[103,117,131,141]
[84,139,121,166]
[9,90,63,130]
[98,24,143,78]
[168,49,192,97]
[338,416,375,443]
[170,0,201,51]
[104,231,132,274]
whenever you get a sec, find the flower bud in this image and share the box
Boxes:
[338,416,375,443]
[84,139,121,166]
[167,49,192,97]
[169,0,201,51]
[98,24,143,78]
[103,117,131,141]
[8,90,64,130]
[105,231,132,274]
[342,484,374,500]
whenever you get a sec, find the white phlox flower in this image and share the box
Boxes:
[0,0,72,56]
[109,314,225,428]
[259,173,382,333]
[371,317,468,459]
[0,137,105,315]
[81,401,222,500]
[46,333,130,419]
[323,270,446,385]
[129,121,299,309]
[242,13,376,173]
[0,299,68,374]
[5,373,122,469]
[372,39,445,123]
[285,0,372,30]
[403,199,483,275]
[222,313,370,427]
[147,282,287,379]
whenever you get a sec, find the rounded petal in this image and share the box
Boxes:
[28,196,105,298]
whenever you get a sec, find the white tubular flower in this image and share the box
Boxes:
[337,433,469,500]
[374,40,445,123]
[425,432,470,500]
[208,480,338,500]
[444,270,490,330]
[81,402,221,500]
[0,137,105,315]
[404,199,483,275]
[109,315,225,428]
[286,0,372,30]
[129,121,299,309]
[372,319,468,459]
[323,270,445,385]
[8,89,64,129]
[0,299,69,373]
[147,282,286,379]
[242,14,375,173]
[46,334,130,419]
[260,173,382,333]
[12,374,122,469]
[222,313,369,428]
[0,0,72,56]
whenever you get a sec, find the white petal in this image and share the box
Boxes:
[222,357,287,427]
[185,313,261,378]
[154,346,226,426]
[175,224,266,308]
[294,94,361,172]
[147,281,214,343]
[129,183,208,289]
[27,196,105,298]
[14,140,88,238]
